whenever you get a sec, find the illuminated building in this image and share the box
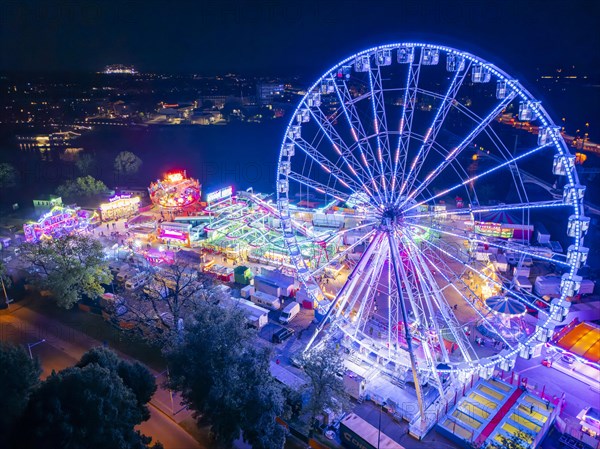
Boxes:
[148,171,201,209]
[256,82,284,105]
[32,195,63,213]
[98,194,140,221]
[23,206,93,242]
[103,64,137,75]
[158,222,193,247]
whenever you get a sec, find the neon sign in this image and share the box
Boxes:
[207,186,233,203]
[160,229,188,240]
[166,172,183,183]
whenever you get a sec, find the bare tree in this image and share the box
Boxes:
[116,258,225,345]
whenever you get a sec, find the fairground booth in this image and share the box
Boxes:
[548,319,600,387]
[98,194,140,221]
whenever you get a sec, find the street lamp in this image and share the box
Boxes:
[377,401,387,449]
[27,339,46,359]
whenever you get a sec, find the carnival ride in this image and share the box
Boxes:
[201,191,342,271]
[148,171,201,209]
[276,43,588,420]
[24,206,94,242]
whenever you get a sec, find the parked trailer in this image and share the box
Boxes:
[253,276,282,297]
[339,413,405,449]
[250,291,281,310]
[240,285,255,299]
[220,297,269,329]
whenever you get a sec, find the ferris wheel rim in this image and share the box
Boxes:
[276,42,586,375]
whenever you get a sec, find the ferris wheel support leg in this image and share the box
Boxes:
[387,228,425,420]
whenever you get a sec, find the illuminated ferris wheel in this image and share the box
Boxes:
[276,43,589,406]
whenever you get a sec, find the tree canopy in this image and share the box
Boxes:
[166,303,286,448]
[16,364,158,449]
[76,347,157,421]
[0,259,11,290]
[75,153,96,175]
[20,234,112,308]
[300,344,349,429]
[114,151,143,175]
[56,175,108,199]
[0,162,19,189]
[0,343,41,447]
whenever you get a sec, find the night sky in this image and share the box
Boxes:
[1,0,599,78]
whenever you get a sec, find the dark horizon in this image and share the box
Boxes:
[2,0,599,80]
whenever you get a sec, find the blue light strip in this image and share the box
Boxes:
[405,143,551,212]
[399,91,517,209]
[399,65,466,199]
[410,222,569,266]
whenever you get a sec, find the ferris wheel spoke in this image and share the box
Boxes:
[287,171,353,204]
[400,60,471,199]
[405,142,552,213]
[307,100,378,199]
[406,199,566,220]
[417,245,517,351]
[403,237,478,362]
[369,64,393,203]
[410,221,570,267]
[400,91,517,208]
[393,52,422,203]
[421,236,545,315]
[332,77,385,196]
[387,230,426,415]
[293,137,366,195]
[402,240,452,364]
[310,228,377,277]
[313,232,385,330]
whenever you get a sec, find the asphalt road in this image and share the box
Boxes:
[0,301,203,449]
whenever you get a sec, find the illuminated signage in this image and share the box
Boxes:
[166,172,184,183]
[99,195,140,211]
[109,194,131,202]
[471,221,514,239]
[207,186,233,203]
[161,229,187,239]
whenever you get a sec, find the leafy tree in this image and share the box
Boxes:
[75,153,96,174]
[166,303,286,448]
[300,344,350,430]
[56,175,108,199]
[0,343,41,447]
[15,363,161,449]
[20,234,112,308]
[0,163,19,189]
[114,151,143,175]
[76,347,157,421]
[0,260,11,289]
[120,259,222,345]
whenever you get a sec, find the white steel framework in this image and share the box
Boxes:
[276,43,587,416]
